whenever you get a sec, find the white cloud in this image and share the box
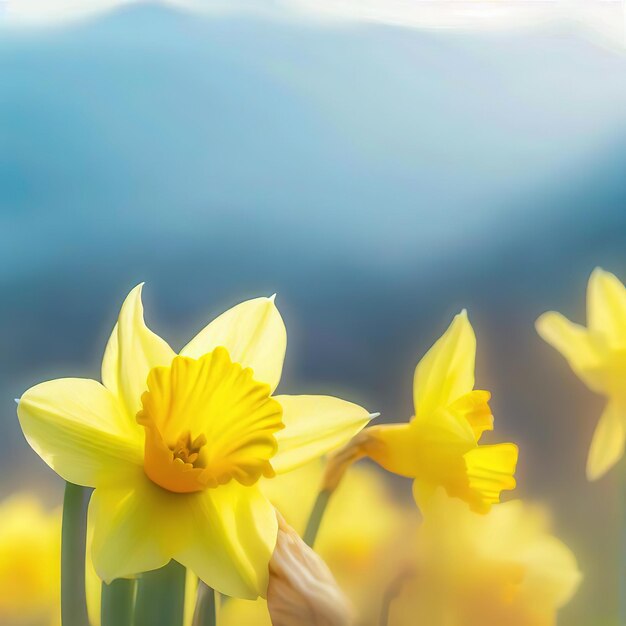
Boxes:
[1,0,625,51]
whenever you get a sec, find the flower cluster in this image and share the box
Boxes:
[11,269,621,625]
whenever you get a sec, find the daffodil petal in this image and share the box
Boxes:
[271,395,372,474]
[587,268,626,348]
[102,284,176,421]
[220,599,271,626]
[17,378,143,488]
[175,482,277,600]
[181,297,286,392]
[520,534,583,610]
[89,471,176,582]
[536,311,604,392]
[586,400,626,481]
[364,424,420,477]
[413,311,476,419]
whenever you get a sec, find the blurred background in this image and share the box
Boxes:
[1,2,626,624]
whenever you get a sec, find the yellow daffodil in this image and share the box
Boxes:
[389,491,581,626]
[357,311,518,513]
[0,494,60,626]
[220,460,416,626]
[17,285,372,599]
[537,268,626,480]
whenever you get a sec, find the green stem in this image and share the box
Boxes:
[101,579,135,626]
[61,482,90,626]
[303,488,332,547]
[134,561,187,626]
[192,581,217,626]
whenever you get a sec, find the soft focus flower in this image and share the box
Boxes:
[353,311,518,513]
[0,494,60,626]
[221,460,415,626]
[267,513,352,626]
[17,285,372,599]
[389,491,582,626]
[537,268,626,480]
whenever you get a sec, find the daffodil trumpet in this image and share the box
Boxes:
[61,483,91,626]
[17,285,373,603]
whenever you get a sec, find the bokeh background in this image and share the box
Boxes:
[2,3,626,624]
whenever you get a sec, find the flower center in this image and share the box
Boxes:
[137,347,284,494]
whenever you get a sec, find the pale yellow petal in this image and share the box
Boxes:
[587,267,626,348]
[175,482,277,600]
[520,535,582,610]
[220,599,271,626]
[102,284,176,421]
[364,408,475,481]
[181,297,286,392]
[271,395,372,474]
[361,424,420,478]
[89,470,181,582]
[17,378,143,488]
[586,400,626,480]
[536,311,604,392]
[413,311,476,419]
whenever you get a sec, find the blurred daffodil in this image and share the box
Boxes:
[389,491,581,626]
[342,311,518,513]
[220,460,415,626]
[17,285,372,599]
[0,494,61,626]
[537,268,626,480]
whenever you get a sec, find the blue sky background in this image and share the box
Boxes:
[1,6,626,623]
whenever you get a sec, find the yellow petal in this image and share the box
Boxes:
[535,311,604,392]
[91,469,277,598]
[587,267,626,348]
[363,424,421,477]
[270,395,372,474]
[89,470,177,582]
[463,443,518,513]
[365,406,476,480]
[102,284,176,422]
[220,599,271,626]
[586,400,626,480]
[17,378,143,488]
[413,311,476,419]
[519,534,582,610]
[175,482,277,600]
[181,297,286,392]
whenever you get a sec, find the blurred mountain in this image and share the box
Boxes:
[1,6,625,623]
